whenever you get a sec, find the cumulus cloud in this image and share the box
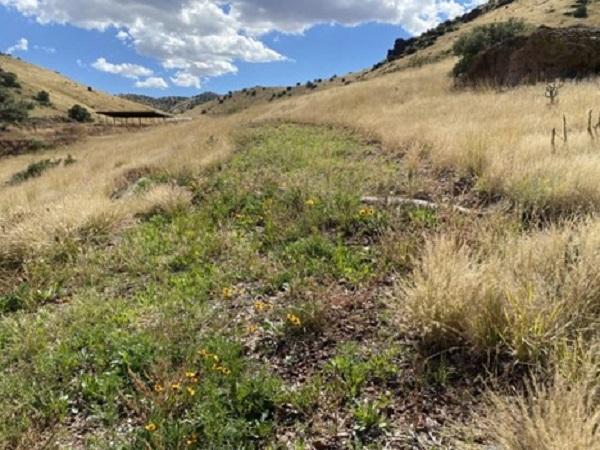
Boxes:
[135,76,168,89]
[170,72,202,89]
[0,0,481,85]
[5,37,28,54]
[92,57,154,79]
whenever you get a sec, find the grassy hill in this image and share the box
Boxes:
[0,55,150,119]
[2,1,600,448]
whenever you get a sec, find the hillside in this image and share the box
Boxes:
[0,55,150,118]
[2,1,600,448]
[378,0,600,75]
[119,93,219,114]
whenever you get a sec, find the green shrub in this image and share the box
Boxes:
[10,159,62,184]
[573,5,588,18]
[68,104,93,122]
[35,90,51,105]
[453,19,528,77]
[0,87,29,124]
[0,71,20,88]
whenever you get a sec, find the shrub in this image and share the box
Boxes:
[0,70,20,88]
[68,104,92,122]
[10,158,62,184]
[35,90,50,105]
[573,5,588,18]
[0,87,29,124]
[452,19,528,77]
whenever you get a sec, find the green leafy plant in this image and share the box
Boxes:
[453,19,528,77]
[68,104,93,122]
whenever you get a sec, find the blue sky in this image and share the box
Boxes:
[0,1,478,96]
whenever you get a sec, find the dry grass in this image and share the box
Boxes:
[399,219,600,361]
[473,364,600,450]
[0,55,147,118]
[248,58,600,215]
[0,117,236,267]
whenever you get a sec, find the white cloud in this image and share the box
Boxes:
[116,30,130,41]
[92,57,153,79]
[33,44,56,53]
[0,0,481,84]
[6,37,28,54]
[170,72,201,88]
[135,76,168,89]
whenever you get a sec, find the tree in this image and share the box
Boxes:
[453,19,528,77]
[35,90,51,105]
[68,104,93,122]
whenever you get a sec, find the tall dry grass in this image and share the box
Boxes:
[0,117,236,266]
[472,343,600,450]
[399,218,600,361]
[253,59,600,215]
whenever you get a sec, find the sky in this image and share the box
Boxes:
[0,0,482,96]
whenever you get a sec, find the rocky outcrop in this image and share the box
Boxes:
[387,0,516,61]
[462,26,600,86]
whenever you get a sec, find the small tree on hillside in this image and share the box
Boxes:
[35,90,51,105]
[452,19,528,77]
[68,104,93,123]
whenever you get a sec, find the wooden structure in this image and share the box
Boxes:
[96,110,172,126]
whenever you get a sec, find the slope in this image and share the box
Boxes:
[0,54,150,119]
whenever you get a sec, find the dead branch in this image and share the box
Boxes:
[360,196,480,215]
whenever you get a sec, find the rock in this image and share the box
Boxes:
[462,25,600,86]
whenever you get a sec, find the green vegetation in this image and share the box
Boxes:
[68,104,93,122]
[0,124,439,448]
[9,157,74,185]
[0,69,29,126]
[35,90,51,105]
[453,19,528,77]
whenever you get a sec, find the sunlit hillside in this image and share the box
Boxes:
[2,0,600,448]
[0,55,149,118]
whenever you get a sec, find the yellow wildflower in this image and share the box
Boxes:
[222,287,234,299]
[305,199,316,207]
[197,348,210,358]
[187,387,196,397]
[246,324,258,334]
[154,383,164,393]
[359,207,375,218]
[145,422,158,432]
[171,383,182,391]
[254,300,271,312]
[287,313,302,327]
[185,371,197,379]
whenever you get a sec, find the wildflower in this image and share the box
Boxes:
[305,199,316,207]
[254,300,271,312]
[197,348,210,358]
[287,313,302,327]
[187,387,196,397]
[222,287,234,299]
[154,383,164,393]
[186,434,198,446]
[246,323,258,334]
[359,207,375,218]
[171,383,182,391]
[185,371,197,379]
[145,422,158,432]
